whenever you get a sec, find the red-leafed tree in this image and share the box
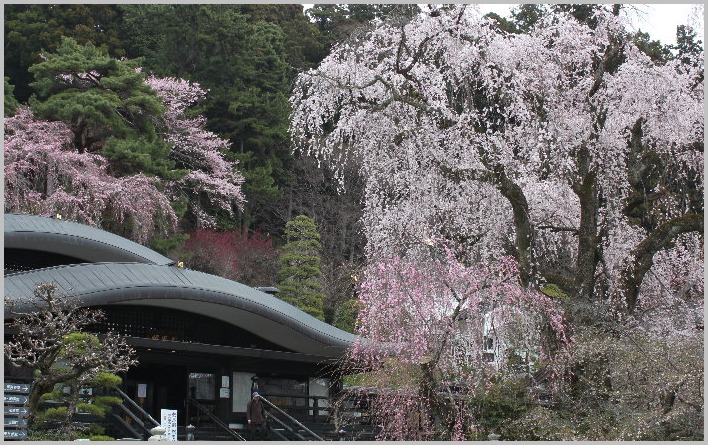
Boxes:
[291,5,703,440]
[179,228,278,287]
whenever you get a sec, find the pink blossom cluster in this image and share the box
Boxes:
[146,76,245,227]
[5,73,248,242]
[4,107,177,243]
[291,5,703,303]
[292,5,702,438]
[348,248,569,439]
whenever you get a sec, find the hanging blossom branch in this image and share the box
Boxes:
[4,106,177,243]
[145,76,246,228]
[347,242,570,440]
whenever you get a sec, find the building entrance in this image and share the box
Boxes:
[124,363,189,426]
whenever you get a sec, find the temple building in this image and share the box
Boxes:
[4,213,359,440]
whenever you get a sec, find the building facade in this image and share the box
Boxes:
[4,214,357,436]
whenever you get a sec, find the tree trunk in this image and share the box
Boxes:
[494,169,536,287]
[569,38,623,301]
[73,118,87,153]
[27,380,56,428]
[64,384,79,433]
[572,146,601,301]
[441,160,537,286]
[618,213,703,313]
[26,384,48,428]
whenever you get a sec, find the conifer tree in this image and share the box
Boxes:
[4,77,19,116]
[31,348,126,440]
[277,215,326,320]
[28,37,177,180]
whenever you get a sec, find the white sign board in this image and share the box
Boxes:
[137,384,147,398]
[232,372,256,413]
[160,409,178,441]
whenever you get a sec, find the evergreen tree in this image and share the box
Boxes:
[32,352,125,441]
[28,37,178,180]
[632,30,674,63]
[4,77,19,116]
[307,4,420,49]
[673,24,703,67]
[119,4,292,231]
[277,215,326,320]
[332,299,361,333]
[4,283,136,431]
[233,4,328,76]
[510,4,548,33]
[4,4,126,102]
[484,12,519,34]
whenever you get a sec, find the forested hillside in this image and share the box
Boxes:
[4,3,389,326]
[4,4,704,440]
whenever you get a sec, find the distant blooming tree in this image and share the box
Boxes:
[4,38,245,242]
[4,106,177,243]
[145,76,246,229]
[291,4,703,440]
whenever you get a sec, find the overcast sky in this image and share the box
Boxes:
[476,4,702,46]
[303,3,703,46]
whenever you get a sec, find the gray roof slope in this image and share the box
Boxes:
[4,213,173,265]
[4,263,358,358]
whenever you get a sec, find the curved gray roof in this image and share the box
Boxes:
[4,263,358,358]
[4,213,173,265]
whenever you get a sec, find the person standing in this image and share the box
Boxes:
[247,392,268,440]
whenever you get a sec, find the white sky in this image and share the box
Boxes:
[477,3,702,46]
[304,3,704,46]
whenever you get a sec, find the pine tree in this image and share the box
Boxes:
[4,283,136,433]
[32,350,126,440]
[28,37,177,180]
[4,77,19,115]
[276,215,326,320]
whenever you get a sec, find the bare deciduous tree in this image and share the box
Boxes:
[4,282,136,429]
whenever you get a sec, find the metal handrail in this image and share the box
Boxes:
[259,395,325,441]
[265,411,308,441]
[113,387,160,428]
[268,426,290,442]
[109,410,144,439]
[258,394,331,418]
[113,402,151,437]
[188,397,246,441]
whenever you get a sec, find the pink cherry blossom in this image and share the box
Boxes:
[4,106,177,243]
[292,5,703,439]
[146,76,245,228]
